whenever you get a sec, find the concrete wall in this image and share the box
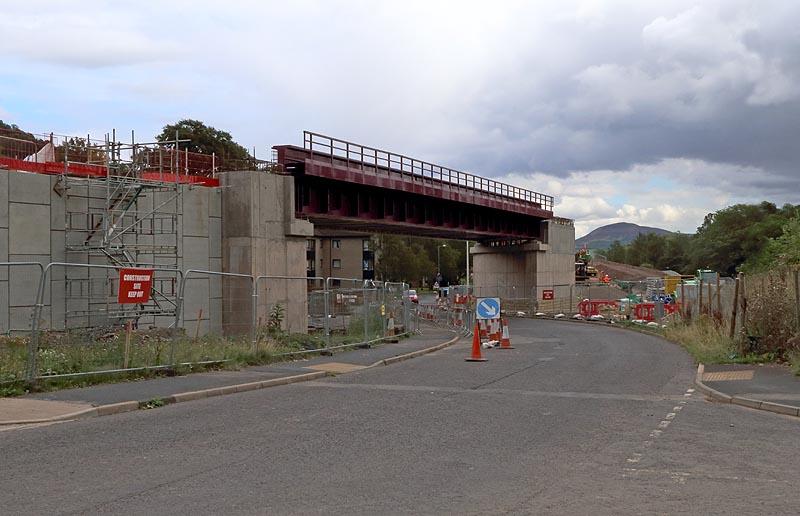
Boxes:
[471,219,575,301]
[220,171,313,334]
[0,168,222,335]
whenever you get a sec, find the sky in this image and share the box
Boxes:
[2,0,799,237]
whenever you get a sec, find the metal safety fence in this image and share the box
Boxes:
[417,286,474,337]
[0,261,425,385]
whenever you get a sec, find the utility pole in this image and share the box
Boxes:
[465,240,470,287]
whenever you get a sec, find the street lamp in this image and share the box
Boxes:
[437,243,447,275]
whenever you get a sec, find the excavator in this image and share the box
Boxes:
[575,247,598,282]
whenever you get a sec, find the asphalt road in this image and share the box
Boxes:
[2,319,798,515]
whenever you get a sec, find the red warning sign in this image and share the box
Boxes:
[542,289,555,300]
[118,268,153,304]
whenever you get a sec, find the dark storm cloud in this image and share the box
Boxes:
[444,1,800,197]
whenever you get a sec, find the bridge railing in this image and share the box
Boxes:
[303,131,554,211]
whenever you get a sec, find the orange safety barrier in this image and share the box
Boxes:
[633,302,680,321]
[578,299,619,317]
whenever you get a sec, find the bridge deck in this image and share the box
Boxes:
[275,132,553,219]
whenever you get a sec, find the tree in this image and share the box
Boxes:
[374,235,469,286]
[606,240,627,263]
[691,202,796,275]
[155,119,250,160]
[744,215,800,272]
[374,235,434,285]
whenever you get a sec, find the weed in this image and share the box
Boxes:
[141,398,165,409]
[268,304,285,331]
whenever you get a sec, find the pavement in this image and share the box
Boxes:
[1,319,798,514]
[695,362,800,416]
[0,326,458,425]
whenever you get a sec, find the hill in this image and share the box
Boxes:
[576,222,672,250]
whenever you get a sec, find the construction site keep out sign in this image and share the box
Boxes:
[542,289,555,300]
[118,268,154,304]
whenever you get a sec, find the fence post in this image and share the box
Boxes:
[323,288,330,346]
[569,285,573,314]
[172,272,189,366]
[740,274,747,332]
[381,283,387,339]
[26,263,50,384]
[729,274,741,339]
[794,269,800,331]
[680,280,686,319]
[698,279,704,315]
[251,276,258,351]
[363,283,369,343]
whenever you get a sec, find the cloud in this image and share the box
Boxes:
[497,156,796,237]
[1,0,798,238]
[0,5,180,68]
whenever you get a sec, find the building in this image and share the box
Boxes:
[306,230,375,281]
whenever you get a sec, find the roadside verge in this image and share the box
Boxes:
[1,331,460,426]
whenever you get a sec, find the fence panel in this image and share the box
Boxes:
[178,269,254,339]
[255,275,322,336]
[323,277,362,344]
[28,263,183,382]
[0,262,44,386]
[363,281,386,343]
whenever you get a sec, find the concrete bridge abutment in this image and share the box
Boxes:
[220,171,313,334]
[471,218,575,306]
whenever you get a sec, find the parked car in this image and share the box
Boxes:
[405,289,419,303]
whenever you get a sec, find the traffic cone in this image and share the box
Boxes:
[479,319,488,338]
[491,318,502,341]
[499,318,514,349]
[466,321,487,362]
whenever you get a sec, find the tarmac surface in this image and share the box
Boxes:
[1,319,799,514]
[703,362,800,407]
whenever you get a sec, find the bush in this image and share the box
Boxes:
[742,271,798,359]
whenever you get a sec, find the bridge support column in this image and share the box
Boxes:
[471,219,575,310]
[220,171,313,335]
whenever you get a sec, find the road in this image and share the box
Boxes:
[1,319,798,515]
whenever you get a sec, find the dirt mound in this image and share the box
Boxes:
[592,257,662,281]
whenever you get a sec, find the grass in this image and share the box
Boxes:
[788,350,800,377]
[663,316,736,364]
[0,318,410,396]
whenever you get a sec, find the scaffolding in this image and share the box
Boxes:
[58,131,192,325]
[0,126,278,329]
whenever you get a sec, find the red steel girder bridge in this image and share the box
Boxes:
[274,132,555,242]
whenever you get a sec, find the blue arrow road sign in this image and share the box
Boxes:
[476,297,501,320]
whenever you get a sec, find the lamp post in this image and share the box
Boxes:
[437,243,447,275]
[465,240,470,287]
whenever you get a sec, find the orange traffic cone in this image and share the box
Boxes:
[499,318,514,349]
[491,318,502,341]
[466,321,487,362]
[479,319,488,338]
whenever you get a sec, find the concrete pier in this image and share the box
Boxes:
[471,218,575,301]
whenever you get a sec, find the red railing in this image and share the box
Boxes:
[303,131,554,211]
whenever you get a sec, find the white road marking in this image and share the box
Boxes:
[626,388,694,469]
